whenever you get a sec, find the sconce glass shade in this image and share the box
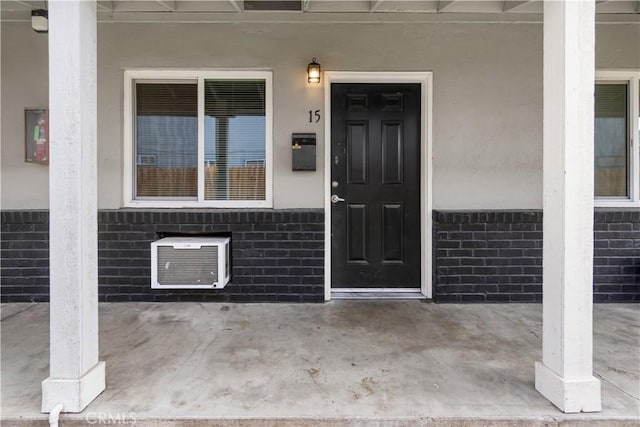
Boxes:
[31,9,48,33]
[307,58,321,84]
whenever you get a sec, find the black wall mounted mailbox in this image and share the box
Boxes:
[292,133,316,171]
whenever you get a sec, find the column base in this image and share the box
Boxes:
[42,361,106,413]
[535,361,601,413]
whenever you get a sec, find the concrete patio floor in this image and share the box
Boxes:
[1,302,639,426]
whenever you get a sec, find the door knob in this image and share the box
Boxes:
[331,195,345,204]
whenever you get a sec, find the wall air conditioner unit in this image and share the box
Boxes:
[151,237,231,289]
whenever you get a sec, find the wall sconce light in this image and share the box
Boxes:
[307,58,321,84]
[31,9,48,33]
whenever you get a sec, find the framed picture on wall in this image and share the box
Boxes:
[25,108,49,164]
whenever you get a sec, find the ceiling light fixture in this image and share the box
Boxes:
[31,9,48,33]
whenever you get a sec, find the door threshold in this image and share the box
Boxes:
[331,288,425,300]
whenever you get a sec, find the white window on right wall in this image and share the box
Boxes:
[595,71,640,207]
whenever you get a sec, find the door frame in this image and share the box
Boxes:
[323,71,433,301]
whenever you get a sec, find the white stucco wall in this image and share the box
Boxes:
[2,20,639,210]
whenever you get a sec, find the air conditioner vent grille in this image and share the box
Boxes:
[151,237,230,289]
[157,246,219,287]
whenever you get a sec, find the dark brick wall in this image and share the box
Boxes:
[594,210,640,302]
[433,211,543,303]
[1,209,324,303]
[3,209,639,303]
[1,211,50,301]
[433,210,640,303]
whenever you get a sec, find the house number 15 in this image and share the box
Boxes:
[309,110,321,123]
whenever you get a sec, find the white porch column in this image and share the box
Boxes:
[535,0,601,413]
[41,0,105,413]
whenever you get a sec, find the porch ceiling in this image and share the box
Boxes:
[2,0,640,22]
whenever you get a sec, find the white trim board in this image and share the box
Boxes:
[323,71,434,301]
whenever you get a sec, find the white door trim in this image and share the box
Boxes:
[323,71,433,301]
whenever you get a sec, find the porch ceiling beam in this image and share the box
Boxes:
[228,0,242,13]
[437,1,457,12]
[370,0,385,12]
[596,0,640,13]
[503,1,533,12]
[96,2,113,12]
[11,0,35,9]
[155,0,176,11]
[229,0,242,13]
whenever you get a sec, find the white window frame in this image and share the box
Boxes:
[123,69,273,208]
[594,70,640,208]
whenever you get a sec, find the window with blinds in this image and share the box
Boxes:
[594,83,628,198]
[131,72,270,206]
[135,82,198,199]
[204,80,266,201]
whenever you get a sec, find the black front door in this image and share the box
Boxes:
[331,83,421,289]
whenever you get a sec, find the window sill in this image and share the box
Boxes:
[124,200,273,209]
[594,199,640,209]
